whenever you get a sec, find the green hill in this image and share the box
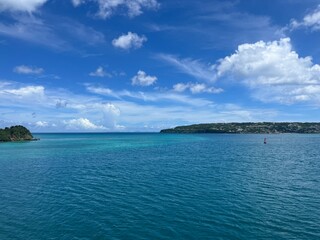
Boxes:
[160,122,320,134]
[0,125,35,142]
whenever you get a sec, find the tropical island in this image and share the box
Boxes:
[160,122,320,134]
[0,125,38,142]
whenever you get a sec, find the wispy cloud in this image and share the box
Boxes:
[58,18,106,46]
[0,0,48,12]
[0,81,122,131]
[0,15,67,49]
[146,23,178,32]
[0,14,106,50]
[89,66,111,77]
[71,0,84,7]
[86,84,219,107]
[173,82,223,94]
[0,80,298,132]
[14,65,44,75]
[1,85,45,98]
[290,5,320,31]
[85,85,119,99]
[157,54,216,82]
[71,0,160,19]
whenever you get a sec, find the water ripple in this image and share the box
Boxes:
[0,133,320,239]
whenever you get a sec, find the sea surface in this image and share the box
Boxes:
[0,133,319,240]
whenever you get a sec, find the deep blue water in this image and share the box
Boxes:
[0,133,319,240]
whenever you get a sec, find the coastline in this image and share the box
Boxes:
[160,122,320,134]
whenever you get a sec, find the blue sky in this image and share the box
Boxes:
[1,0,320,132]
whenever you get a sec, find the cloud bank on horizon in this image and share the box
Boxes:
[0,0,320,131]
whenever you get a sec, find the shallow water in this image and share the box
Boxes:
[0,133,319,239]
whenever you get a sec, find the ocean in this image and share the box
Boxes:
[0,133,319,239]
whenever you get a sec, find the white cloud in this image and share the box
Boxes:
[216,38,320,104]
[0,81,298,132]
[85,84,216,107]
[112,32,147,50]
[290,5,320,31]
[0,81,123,131]
[173,82,223,94]
[35,121,48,127]
[172,83,189,92]
[158,54,216,82]
[71,0,84,7]
[64,102,121,130]
[0,81,11,88]
[0,15,105,50]
[14,65,44,75]
[89,66,110,77]
[3,86,45,98]
[0,0,47,12]
[109,101,279,131]
[103,103,120,116]
[72,0,159,19]
[85,85,118,98]
[131,70,157,86]
[63,118,106,130]
[0,15,67,49]
[101,103,120,127]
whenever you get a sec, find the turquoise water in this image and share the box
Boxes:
[0,133,319,239]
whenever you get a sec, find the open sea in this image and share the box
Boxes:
[0,133,319,240]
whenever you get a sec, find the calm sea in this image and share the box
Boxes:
[0,133,319,239]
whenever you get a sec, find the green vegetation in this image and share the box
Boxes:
[160,122,320,134]
[0,125,34,142]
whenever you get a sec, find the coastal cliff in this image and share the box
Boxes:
[160,122,320,134]
[0,125,36,142]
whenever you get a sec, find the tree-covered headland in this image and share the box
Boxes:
[160,122,320,134]
[0,125,35,142]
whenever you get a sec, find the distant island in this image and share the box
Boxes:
[160,122,320,134]
[0,125,38,142]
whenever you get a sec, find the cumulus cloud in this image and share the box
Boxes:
[64,101,121,130]
[101,103,120,127]
[89,66,111,77]
[0,81,125,130]
[0,0,47,12]
[158,54,216,82]
[131,70,157,86]
[0,81,290,131]
[14,65,44,75]
[173,82,223,94]
[216,38,320,104]
[72,0,159,19]
[112,32,147,50]
[63,118,106,130]
[290,5,320,31]
[35,121,49,127]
